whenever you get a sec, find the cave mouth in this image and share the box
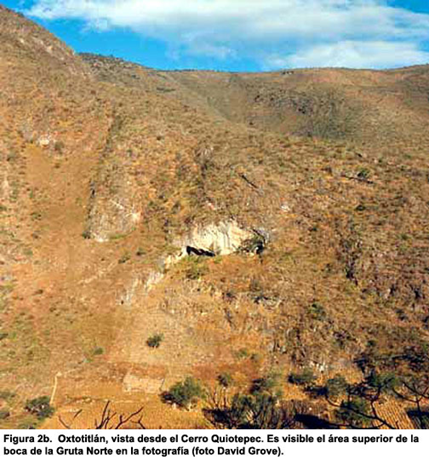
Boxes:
[186,246,215,257]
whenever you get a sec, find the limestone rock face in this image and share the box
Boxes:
[163,221,254,269]
[86,158,142,243]
[87,195,139,243]
[180,221,253,257]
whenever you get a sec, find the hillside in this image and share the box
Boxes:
[0,5,429,429]
[82,53,429,149]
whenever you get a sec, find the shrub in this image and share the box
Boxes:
[0,409,10,420]
[182,256,208,280]
[240,235,266,255]
[82,230,91,240]
[213,255,223,264]
[18,420,38,429]
[54,141,65,153]
[235,348,250,359]
[24,396,54,420]
[308,302,327,321]
[251,373,282,396]
[357,168,371,180]
[93,347,104,356]
[118,252,131,264]
[217,373,234,388]
[136,247,145,257]
[0,391,15,401]
[289,368,317,386]
[325,375,348,399]
[146,334,163,349]
[163,377,205,409]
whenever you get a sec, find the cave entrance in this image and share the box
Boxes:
[186,246,215,257]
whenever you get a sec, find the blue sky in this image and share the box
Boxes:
[3,1,429,71]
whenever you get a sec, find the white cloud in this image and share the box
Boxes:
[26,0,429,69]
[267,41,429,69]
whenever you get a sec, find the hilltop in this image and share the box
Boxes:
[0,5,428,429]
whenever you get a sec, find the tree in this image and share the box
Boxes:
[290,371,399,429]
[162,377,205,410]
[205,373,296,429]
[325,372,398,429]
[325,375,348,399]
[59,401,146,429]
[335,398,372,428]
[205,391,297,429]
[392,375,429,428]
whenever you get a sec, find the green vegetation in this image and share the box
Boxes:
[24,396,54,420]
[146,333,163,349]
[162,377,205,409]
[251,373,283,397]
[0,391,15,402]
[217,373,234,389]
[118,252,131,264]
[92,346,104,356]
[240,234,266,254]
[308,302,327,321]
[17,419,38,430]
[206,373,295,429]
[110,233,129,241]
[357,168,371,180]
[136,247,146,257]
[286,366,429,429]
[335,398,371,428]
[289,368,317,386]
[235,348,250,359]
[0,409,10,420]
[82,230,91,240]
[54,140,65,153]
[30,211,43,221]
[325,375,348,399]
[181,256,208,280]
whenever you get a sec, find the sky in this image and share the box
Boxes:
[3,1,429,71]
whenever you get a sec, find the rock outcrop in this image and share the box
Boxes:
[179,220,254,257]
[163,221,258,270]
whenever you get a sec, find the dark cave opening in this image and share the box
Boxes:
[186,246,215,257]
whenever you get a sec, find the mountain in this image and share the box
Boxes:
[0,5,428,429]
[82,53,429,148]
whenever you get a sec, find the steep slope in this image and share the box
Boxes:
[0,6,428,429]
[82,53,429,149]
[0,5,114,425]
